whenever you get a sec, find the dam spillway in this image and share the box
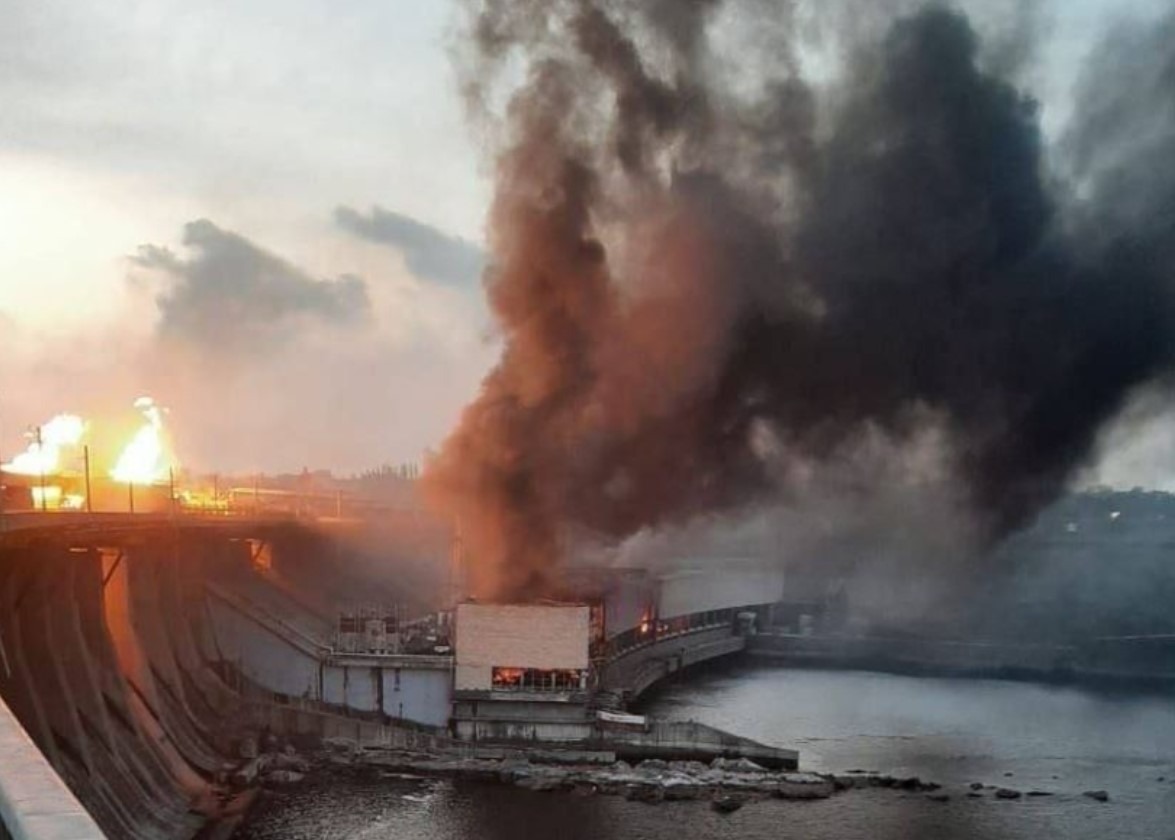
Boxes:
[0,514,457,839]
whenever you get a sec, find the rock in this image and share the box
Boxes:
[1004,772,1014,778]
[322,737,359,755]
[238,737,258,760]
[662,782,705,801]
[497,759,532,783]
[638,759,670,772]
[610,760,632,771]
[709,757,764,772]
[269,753,311,773]
[775,780,834,800]
[624,784,664,804]
[711,795,744,814]
[515,776,564,792]
[1026,790,1054,797]
[966,792,983,799]
[262,770,304,786]
[570,783,598,797]
[926,793,951,802]
[1082,790,1109,802]
[832,774,872,790]
[994,788,1022,800]
[969,782,985,791]
[231,755,273,787]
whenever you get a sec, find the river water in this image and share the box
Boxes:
[236,666,1175,840]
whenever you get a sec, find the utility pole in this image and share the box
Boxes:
[0,419,6,533]
[83,445,92,513]
[128,480,135,514]
[36,425,46,512]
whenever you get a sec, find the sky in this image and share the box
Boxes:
[0,0,1172,483]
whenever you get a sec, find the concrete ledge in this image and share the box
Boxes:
[0,694,106,840]
[607,720,798,770]
[328,653,453,670]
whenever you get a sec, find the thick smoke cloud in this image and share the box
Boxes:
[426,0,1175,600]
[335,205,484,287]
[134,218,371,351]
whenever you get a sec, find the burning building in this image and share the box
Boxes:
[451,602,595,742]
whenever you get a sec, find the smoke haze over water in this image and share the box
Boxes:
[423,0,1175,601]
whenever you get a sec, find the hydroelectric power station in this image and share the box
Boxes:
[0,499,791,839]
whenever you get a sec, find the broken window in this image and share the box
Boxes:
[491,667,586,692]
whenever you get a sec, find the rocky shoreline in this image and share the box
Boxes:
[225,734,1119,820]
[311,739,951,813]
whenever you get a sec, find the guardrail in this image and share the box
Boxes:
[600,604,771,699]
[604,607,742,660]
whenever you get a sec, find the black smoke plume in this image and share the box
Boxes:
[425,0,1175,600]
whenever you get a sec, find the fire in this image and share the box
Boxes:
[31,486,85,510]
[111,397,172,485]
[1,413,85,476]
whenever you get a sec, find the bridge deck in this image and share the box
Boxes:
[0,511,347,546]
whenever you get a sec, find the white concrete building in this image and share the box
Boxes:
[451,602,595,742]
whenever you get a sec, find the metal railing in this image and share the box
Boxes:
[605,607,741,660]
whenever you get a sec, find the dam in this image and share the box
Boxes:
[5,487,1175,837]
[0,508,786,839]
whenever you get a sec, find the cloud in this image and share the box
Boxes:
[335,205,484,287]
[133,218,370,350]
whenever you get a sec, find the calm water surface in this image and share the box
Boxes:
[237,667,1175,840]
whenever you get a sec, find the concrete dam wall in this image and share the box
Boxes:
[0,520,449,840]
[0,533,246,839]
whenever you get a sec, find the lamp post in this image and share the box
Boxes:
[36,425,46,512]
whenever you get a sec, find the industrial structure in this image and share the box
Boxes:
[0,502,788,839]
[9,482,1172,838]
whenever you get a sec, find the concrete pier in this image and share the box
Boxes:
[0,693,106,840]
